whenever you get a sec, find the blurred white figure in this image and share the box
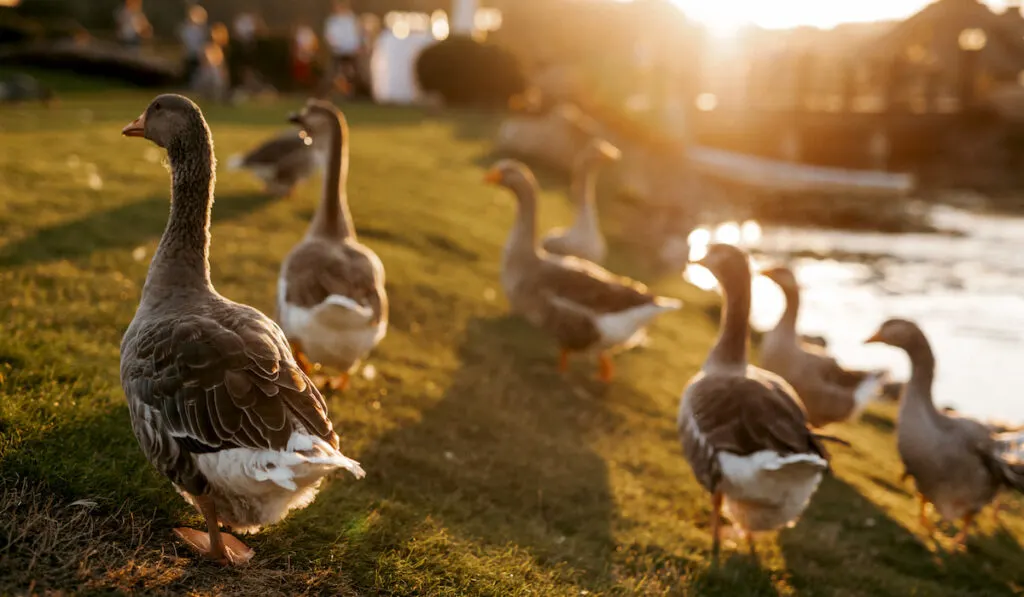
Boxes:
[370,15,433,104]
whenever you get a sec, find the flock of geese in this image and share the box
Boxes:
[114,93,1024,567]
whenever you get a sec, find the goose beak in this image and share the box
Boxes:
[864,331,884,344]
[122,112,146,138]
[483,168,502,184]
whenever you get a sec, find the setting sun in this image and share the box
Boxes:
[668,0,1015,31]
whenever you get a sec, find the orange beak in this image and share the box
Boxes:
[122,112,146,138]
[483,169,502,184]
[864,331,884,344]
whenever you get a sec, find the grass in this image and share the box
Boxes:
[1,79,1023,596]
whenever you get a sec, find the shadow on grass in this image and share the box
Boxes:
[326,315,620,591]
[780,476,1024,596]
[0,192,276,268]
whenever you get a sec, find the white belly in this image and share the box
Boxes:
[717,450,826,532]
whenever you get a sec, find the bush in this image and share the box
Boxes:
[415,35,525,107]
[0,10,44,46]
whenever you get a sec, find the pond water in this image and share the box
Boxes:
[684,207,1024,425]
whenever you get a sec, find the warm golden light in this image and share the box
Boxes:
[687,228,710,261]
[695,93,718,112]
[741,220,762,244]
[958,28,988,52]
[714,221,741,245]
[431,10,450,40]
[667,0,1010,32]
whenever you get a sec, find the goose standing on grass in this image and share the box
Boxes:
[865,318,1024,545]
[119,94,364,566]
[226,128,320,198]
[484,159,681,382]
[277,99,387,392]
[759,266,888,427]
[541,137,620,264]
[679,244,839,559]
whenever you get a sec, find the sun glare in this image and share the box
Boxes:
[683,220,764,291]
[667,0,1013,31]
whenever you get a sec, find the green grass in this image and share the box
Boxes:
[1,83,1023,597]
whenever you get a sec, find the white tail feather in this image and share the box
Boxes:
[595,299,681,346]
[227,154,245,170]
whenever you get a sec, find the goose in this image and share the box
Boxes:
[119,94,364,566]
[227,127,321,198]
[865,318,1024,545]
[679,244,839,558]
[484,159,681,382]
[541,137,620,264]
[759,266,888,427]
[277,99,387,392]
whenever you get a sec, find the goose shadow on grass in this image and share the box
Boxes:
[315,315,621,591]
[0,192,277,268]
[779,476,1024,596]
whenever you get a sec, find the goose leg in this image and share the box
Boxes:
[954,512,975,546]
[557,349,570,373]
[174,495,254,566]
[597,353,614,383]
[918,494,935,537]
[991,496,1002,527]
[711,490,723,564]
[289,341,314,375]
[329,372,350,392]
[746,531,758,557]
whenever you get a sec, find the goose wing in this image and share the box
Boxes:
[121,304,338,493]
[680,369,829,492]
[281,239,386,324]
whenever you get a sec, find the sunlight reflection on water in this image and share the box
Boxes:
[688,208,1024,424]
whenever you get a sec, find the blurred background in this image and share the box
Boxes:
[3,0,1024,423]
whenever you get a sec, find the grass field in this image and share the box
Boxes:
[1,77,1023,596]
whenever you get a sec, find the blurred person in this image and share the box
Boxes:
[115,0,152,52]
[233,10,264,90]
[194,22,230,102]
[292,23,319,89]
[180,4,210,87]
[323,0,362,96]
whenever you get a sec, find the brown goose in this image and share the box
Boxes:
[484,159,681,382]
[277,100,388,392]
[541,137,620,264]
[759,266,888,427]
[120,94,364,566]
[679,244,836,558]
[866,319,1024,545]
[227,127,321,198]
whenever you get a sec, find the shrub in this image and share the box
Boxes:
[415,35,525,107]
[0,10,44,46]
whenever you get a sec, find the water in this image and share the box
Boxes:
[684,208,1024,425]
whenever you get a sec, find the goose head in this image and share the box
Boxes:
[693,243,751,290]
[865,318,928,352]
[760,266,799,293]
[288,99,345,139]
[122,94,204,149]
[483,159,538,200]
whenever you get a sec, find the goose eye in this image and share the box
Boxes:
[153,102,162,111]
